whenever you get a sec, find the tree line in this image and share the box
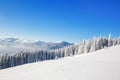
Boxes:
[0,35,120,69]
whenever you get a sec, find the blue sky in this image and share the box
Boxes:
[0,0,120,42]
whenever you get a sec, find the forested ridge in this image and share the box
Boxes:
[0,35,120,69]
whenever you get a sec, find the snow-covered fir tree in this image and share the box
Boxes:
[0,35,120,69]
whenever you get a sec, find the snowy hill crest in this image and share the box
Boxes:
[0,36,120,69]
[0,45,120,80]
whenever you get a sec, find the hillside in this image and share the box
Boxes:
[0,45,120,80]
[0,38,72,54]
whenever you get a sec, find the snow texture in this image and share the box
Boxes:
[0,45,120,80]
[0,36,120,69]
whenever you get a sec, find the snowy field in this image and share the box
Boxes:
[0,45,120,80]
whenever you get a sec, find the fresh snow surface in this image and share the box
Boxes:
[0,45,120,80]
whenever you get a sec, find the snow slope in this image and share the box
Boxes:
[0,45,120,80]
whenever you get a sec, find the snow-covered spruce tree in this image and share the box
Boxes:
[117,37,120,45]
[84,40,92,53]
[78,42,84,54]
[108,33,113,47]
[1,35,120,69]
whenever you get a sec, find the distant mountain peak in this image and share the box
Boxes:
[0,38,73,54]
[2,38,19,42]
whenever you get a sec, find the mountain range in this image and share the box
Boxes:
[0,38,73,54]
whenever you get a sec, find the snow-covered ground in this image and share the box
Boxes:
[0,45,120,80]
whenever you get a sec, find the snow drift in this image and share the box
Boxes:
[0,45,120,80]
